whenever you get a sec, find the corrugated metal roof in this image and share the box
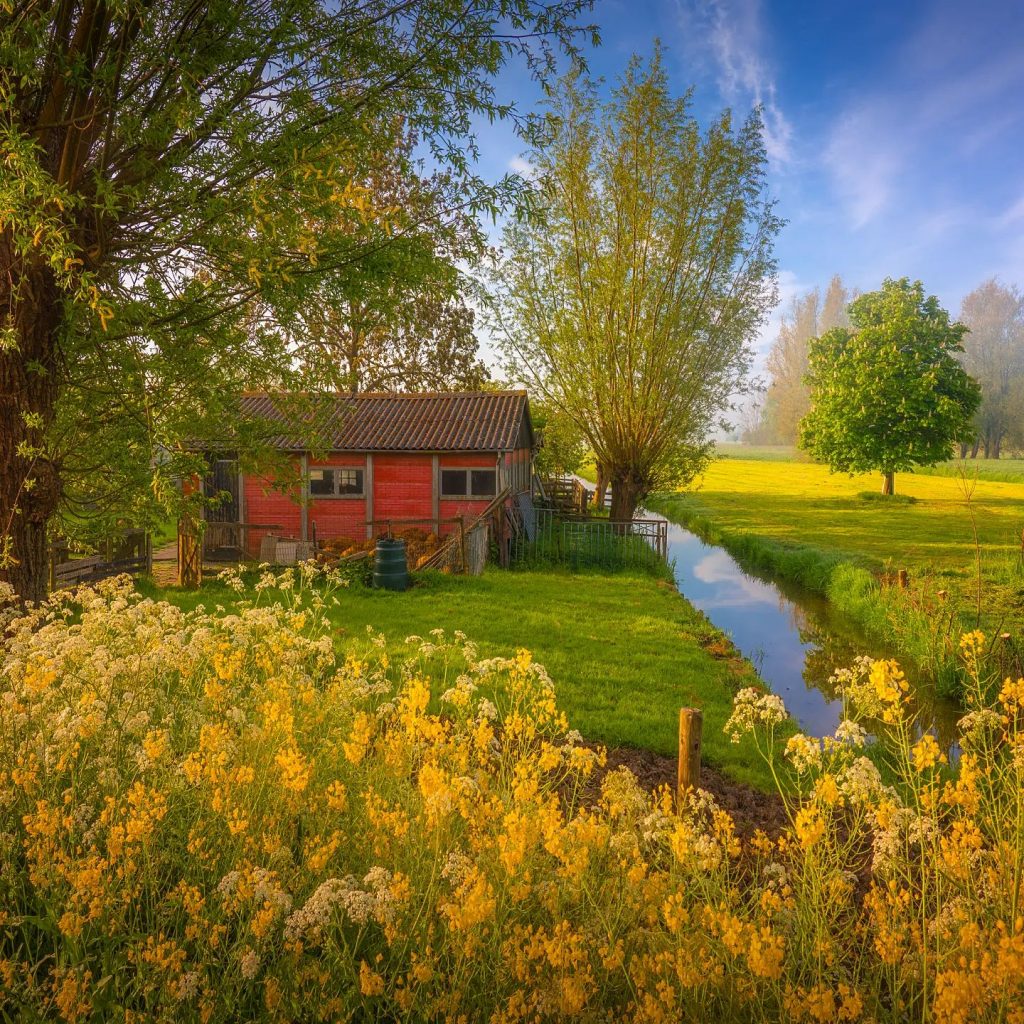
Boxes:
[237,391,533,452]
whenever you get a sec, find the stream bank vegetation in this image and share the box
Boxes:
[650,454,1024,696]
[2,570,1021,1023]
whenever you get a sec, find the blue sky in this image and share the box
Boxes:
[475,0,1024,374]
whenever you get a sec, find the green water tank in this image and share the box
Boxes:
[373,538,409,591]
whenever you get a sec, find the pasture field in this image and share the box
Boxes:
[141,567,772,788]
[671,453,1024,569]
[717,442,1024,481]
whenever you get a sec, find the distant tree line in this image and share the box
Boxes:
[746,277,1024,459]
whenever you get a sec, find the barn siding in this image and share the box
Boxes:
[372,454,434,526]
[239,440,532,555]
[308,501,367,544]
[243,467,302,556]
[438,453,498,468]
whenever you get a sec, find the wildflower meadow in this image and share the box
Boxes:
[1,569,1022,1022]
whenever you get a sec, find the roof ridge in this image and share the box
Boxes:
[240,389,526,400]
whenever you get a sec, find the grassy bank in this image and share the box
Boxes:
[649,456,1024,693]
[141,567,775,789]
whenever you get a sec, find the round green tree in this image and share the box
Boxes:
[799,278,980,494]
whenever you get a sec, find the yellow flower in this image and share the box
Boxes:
[275,745,311,793]
[343,713,374,765]
[794,805,826,849]
[959,630,986,658]
[746,925,785,980]
[911,733,946,772]
[325,780,348,812]
[142,728,168,763]
[814,773,842,807]
[359,960,385,997]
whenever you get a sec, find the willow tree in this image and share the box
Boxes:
[0,0,592,601]
[493,50,779,521]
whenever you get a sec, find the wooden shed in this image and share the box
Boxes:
[200,390,535,558]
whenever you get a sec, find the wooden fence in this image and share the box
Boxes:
[537,474,593,515]
[49,531,152,591]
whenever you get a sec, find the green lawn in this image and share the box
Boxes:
[140,568,772,789]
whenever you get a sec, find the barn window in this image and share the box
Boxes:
[441,468,496,498]
[309,467,364,498]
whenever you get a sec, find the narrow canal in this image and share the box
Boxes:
[652,513,962,744]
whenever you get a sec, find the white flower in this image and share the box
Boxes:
[834,719,867,747]
[239,949,260,980]
[723,688,788,743]
[958,709,1001,747]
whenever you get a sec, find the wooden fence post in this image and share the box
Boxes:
[458,515,467,573]
[47,542,57,593]
[178,516,201,588]
[145,533,153,576]
[677,707,703,802]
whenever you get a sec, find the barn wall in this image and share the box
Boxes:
[240,443,533,555]
[307,454,368,544]
[438,453,497,469]
[504,447,531,494]
[372,454,434,527]
[243,464,302,557]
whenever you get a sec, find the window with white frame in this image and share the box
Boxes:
[440,467,497,499]
[308,467,364,497]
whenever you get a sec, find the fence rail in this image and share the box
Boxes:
[49,531,152,590]
[511,508,667,571]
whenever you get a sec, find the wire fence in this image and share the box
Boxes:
[511,507,668,572]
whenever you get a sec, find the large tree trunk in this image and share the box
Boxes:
[959,441,969,459]
[881,471,894,496]
[0,238,63,605]
[609,471,643,523]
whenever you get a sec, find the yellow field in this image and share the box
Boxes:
[685,458,1024,572]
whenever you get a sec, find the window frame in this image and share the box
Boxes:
[439,466,498,500]
[307,465,365,500]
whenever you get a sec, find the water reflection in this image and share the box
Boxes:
[656,515,961,746]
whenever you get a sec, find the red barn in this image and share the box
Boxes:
[201,390,535,559]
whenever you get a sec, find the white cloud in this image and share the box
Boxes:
[508,155,538,181]
[676,0,794,166]
[821,2,1024,231]
[691,551,779,606]
[823,107,902,229]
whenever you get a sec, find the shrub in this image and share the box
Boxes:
[0,572,1021,1022]
[856,491,917,505]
